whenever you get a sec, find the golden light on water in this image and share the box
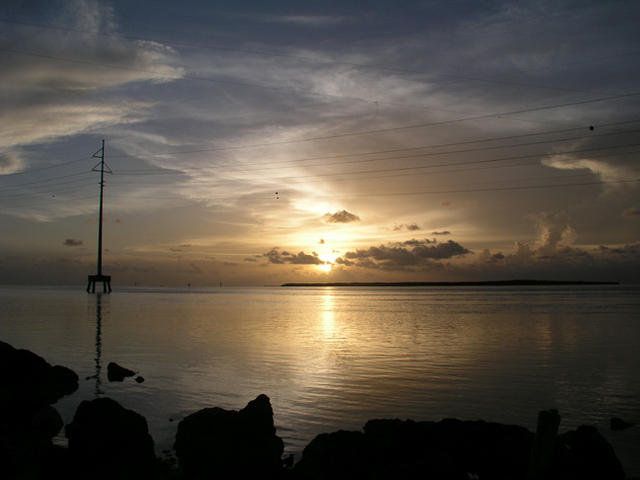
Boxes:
[321,291,335,338]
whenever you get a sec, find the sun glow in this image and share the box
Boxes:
[317,252,338,272]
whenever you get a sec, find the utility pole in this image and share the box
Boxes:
[87,139,112,293]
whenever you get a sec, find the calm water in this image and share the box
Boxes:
[1,285,639,474]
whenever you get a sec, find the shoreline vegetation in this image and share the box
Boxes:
[282,279,620,287]
[1,340,633,479]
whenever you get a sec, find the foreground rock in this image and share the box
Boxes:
[295,418,533,480]
[107,361,137,381]
[66,397,157,479]
[174,394,285,479]
[294,417,626,480]
[554,425,626,479]
[0,340,78,479]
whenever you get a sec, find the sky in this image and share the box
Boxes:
[1,0,639,286]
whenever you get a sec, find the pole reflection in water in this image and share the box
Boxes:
[91,293,104,396]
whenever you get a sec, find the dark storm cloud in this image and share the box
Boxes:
[336,239,470,271]
[263,248,324,265]
[393,223,420,231]
[432,231,451,236]
[324,210,360,224]
[63,238,83,247]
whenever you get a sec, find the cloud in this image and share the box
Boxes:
[541,127,640,186]
[393,223,421,231]
[533,212,576,255]
[432,231,451,235]
[263,248,325,265]
[621,207,640,218]
[324,209,360,223]
[63,238,83,247]
[0,151,25,175]
[0,0,183,150]
[258,14,345,26]
[597,242,640,257]
[398,238,436,246]
[336,239,471,270]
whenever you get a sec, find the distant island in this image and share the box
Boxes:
[282,279,619,287]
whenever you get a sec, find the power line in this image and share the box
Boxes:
[3,140,635,202]
[339,178,640,198]
[3,44,640,134]
[0,172,92,189]
[111,142,640,183]
[0,156,92,176]
[105,118,640,161]
[5,176,637,211]
[268,149,640,186]
[0,17,620,96]
[114,126,640,175]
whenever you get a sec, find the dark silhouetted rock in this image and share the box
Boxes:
[0,340,79,413]
[0,340,78,479]
[551,425,626,480]
[295,430,369,480]
[135,375,145,383]
[65,397,156,479]
[107,361,136,381]
[295,418,533,480]
[174,393,284,479]
[610,417,635,431]
[31,405,64,440]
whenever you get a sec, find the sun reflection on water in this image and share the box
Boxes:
[321,290,335,338]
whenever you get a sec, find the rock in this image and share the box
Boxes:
[552,425,626,479]
[107,361,136,382]
[135,376,145,383]
[0,340,79,413]
[610,417,634,431]
[295,430,369,480]
[31,405,64,440]
[65,397,156,479]
[0,340,78,479]
[295,418,533,480]
[174,393,284,479]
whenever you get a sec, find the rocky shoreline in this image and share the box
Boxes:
[1,340,632,479]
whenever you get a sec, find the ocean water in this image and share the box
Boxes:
[1,285,638,474]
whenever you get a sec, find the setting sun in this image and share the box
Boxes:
[317,252,338,272]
